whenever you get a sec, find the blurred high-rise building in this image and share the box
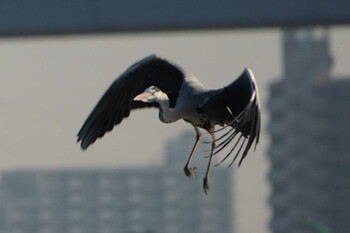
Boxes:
[0,131,233,233]
[267,28,350,233]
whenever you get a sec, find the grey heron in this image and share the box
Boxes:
[77,55,260,194]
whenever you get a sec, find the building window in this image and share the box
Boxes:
[167,224,178,233]
[127,176,142,188]
[68,210,83,222]
[164,208,177,219]
[7,208,22,223]
[68,225,84,233]
[98,209,113,221]
[98,193,113,204]
[98,176,114,190]
[38,210,53,222]
[67,177,84,190]
[68,194,83,205]
[128,209,143,220]
[38,226,53,233]
[99,226,113,233]
[129,192,143,203]
[11,228,23,233]
[128,224,144,233]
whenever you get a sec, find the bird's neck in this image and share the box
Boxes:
[157,96,179,123]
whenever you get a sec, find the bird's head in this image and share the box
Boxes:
[133,86,167,103]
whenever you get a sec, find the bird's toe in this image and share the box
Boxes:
[184,166,197,177]
[203,177,209,194]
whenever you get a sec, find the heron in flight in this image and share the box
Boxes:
[77,55,260,194]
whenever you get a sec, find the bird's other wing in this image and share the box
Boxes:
[201,68,261,166]
[77,54,185,150]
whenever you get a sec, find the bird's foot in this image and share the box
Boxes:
[203,176,209,194]
[184,166,197,177]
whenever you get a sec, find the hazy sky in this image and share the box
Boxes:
[0,26,349,233]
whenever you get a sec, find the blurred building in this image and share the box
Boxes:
[267,28,350,233]
[0,131,233,233]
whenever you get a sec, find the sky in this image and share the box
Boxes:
[0,26,349,233]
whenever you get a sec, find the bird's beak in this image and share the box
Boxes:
[133,92,152,102]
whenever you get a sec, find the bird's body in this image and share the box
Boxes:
[155,72,232,131]
[77,55,261,194]
[162,74,210,125]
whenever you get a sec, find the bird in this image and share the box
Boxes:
[77,54,260,194]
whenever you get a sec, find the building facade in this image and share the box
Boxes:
[0,131,233,233]
[267,28,350,233]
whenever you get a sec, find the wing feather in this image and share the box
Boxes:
[77,55,185,150]
[201,68,261,166]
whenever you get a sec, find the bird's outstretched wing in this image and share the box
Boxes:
[201,68,261,166]
[77,55,185,150]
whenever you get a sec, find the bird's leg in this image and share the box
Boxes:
[203,130,216,194]
[184,126,201,177]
